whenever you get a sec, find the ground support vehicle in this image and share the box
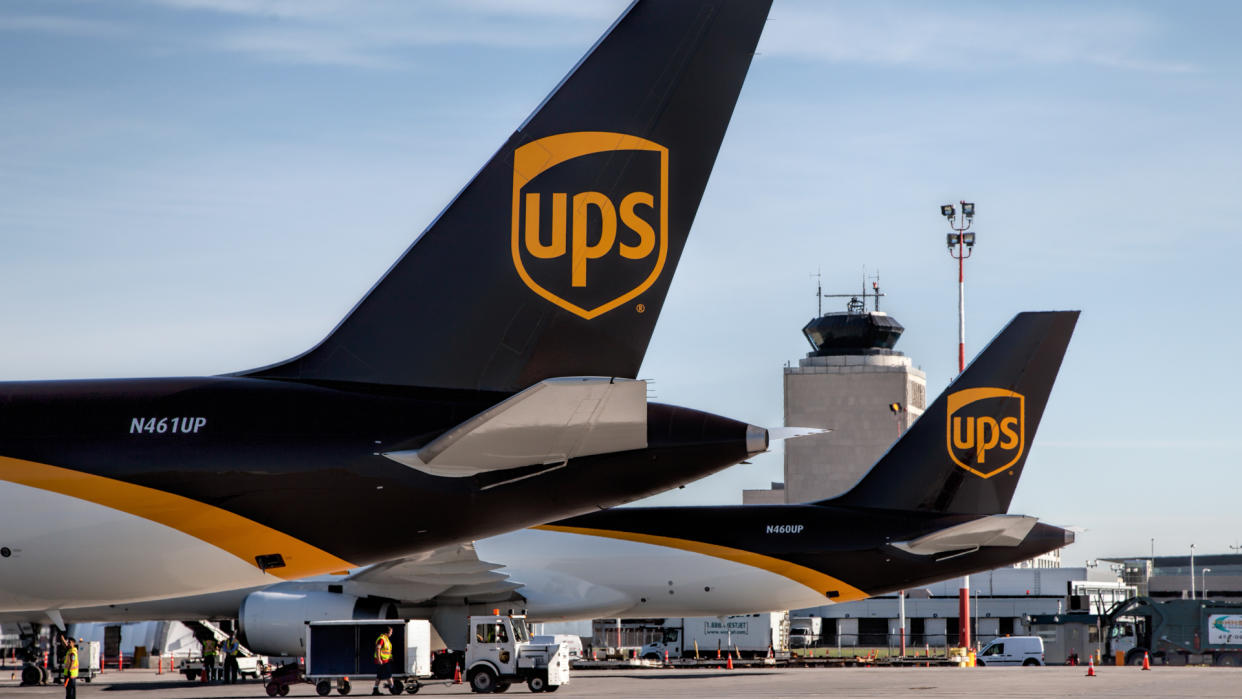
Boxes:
[179,620,266,682]
[303,620,431,696]
[640,613,789,660]
[789,617,822,649]
[179,653,265,682]
[75,640,102,682]
[466,613,569,693]
[974,636,1045,666]
[1105,596,1242,666]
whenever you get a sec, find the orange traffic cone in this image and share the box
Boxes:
[1086,656,1096,677]
[1142,652,1151,671]
[726,654,733,670]
[663,649,669,665]
[453,664,462,684]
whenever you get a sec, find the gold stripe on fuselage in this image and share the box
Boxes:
[0,455,354,580]
[535,524,867,602]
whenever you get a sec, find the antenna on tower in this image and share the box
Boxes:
[822,266,886,314]
[810,269,823,317]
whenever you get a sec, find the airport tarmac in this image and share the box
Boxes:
[2,666,1240,698]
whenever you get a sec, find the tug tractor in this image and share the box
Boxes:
[465,612,570,693]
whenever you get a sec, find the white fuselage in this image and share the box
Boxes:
[477,528,829,622]
[0,481,280,614]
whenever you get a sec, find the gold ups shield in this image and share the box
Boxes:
[945,387,1026,479]
[511,132,669,320]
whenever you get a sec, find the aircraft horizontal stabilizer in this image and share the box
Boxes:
[892,514,1038,555]
[384,377,647,477]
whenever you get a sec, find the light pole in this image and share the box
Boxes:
[1203,568,1213,599]
[1190,544,1197,600]
[941,200,977,651]
[942,201,976,373]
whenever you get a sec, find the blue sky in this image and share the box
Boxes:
[2,1,1240,566]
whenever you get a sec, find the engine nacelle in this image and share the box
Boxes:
[239,589,396,656]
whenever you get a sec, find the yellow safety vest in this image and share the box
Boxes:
[375,634,392,664]
[224,638,240,656]
[63,647,79,678]
[203,639,217,657]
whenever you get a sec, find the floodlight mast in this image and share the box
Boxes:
[941,199,977,652]
[943,200,976,373]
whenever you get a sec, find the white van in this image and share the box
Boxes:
[975,636,1045,666]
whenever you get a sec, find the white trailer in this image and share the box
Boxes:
[304,620,431,696]
[641,612,790,659]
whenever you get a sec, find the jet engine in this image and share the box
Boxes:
[238,589,397,656]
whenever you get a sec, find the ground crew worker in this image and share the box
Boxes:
[372,626,394,695]
[62,637,79,699]
[201,637,217,682]
[222,631,241,684]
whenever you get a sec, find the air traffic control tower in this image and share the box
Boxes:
[744,293,927,504]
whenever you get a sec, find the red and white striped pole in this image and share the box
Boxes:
[943,200,977,654]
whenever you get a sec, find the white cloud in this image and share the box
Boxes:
[137,0,627,67]
[761,2,1193,73]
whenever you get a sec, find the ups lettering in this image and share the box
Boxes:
[522,190,656,286]
[951,416,1020,463]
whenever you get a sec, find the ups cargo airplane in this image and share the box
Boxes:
[9,312,1079,658]
[0,0,779,618]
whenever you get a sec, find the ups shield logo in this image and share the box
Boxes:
[512,132,668,320]
[945,387,1025,479]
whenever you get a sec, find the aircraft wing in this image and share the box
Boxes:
[342,542,524,603]
[891,514,1040,556]
[383,377,647,478]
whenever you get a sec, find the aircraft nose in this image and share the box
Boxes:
[745,425,769,455]
[1062,527,1076,546]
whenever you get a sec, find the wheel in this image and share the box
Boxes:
[974,660,985,667]
[527,673,547,693]
[185,670,200,681]
[280,684,291,696]
[1215,653,1242,667]
[1022,658,1039,666]
[266,683,280,697]
[1126,652,1146,666]
[469,666,497,693]
[389,681,404,694]
[317,680,333,696]
[494,680,511,693]
[21,664,42,686]
[338,677,352,695]
[405,679,421,694]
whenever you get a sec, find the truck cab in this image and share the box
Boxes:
[642,628,681,660]
[1108,616,1148,662]
[465,613,569,693]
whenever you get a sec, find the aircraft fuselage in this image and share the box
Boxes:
[0,377,753,612]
